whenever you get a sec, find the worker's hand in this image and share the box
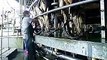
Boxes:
[33,31,36,36]
[31,22,35,28]
[33,33,36,36]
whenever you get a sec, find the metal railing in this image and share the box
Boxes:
[28,0,97,17]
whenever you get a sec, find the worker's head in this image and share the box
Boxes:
[23,10,30,17]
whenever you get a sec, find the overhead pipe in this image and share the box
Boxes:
[28,0,39,10]
[35,0,97,18]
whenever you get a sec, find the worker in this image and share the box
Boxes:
[21,10,36,60]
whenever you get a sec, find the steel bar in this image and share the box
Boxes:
[0,36,22,38]
[7,12,10,49]
[35,35,107,59]
[35,0,97,18]
[28,0,39,10]
[44,48,80,60]
[1,9,4,60]
[100,0,106,43]
[52,1,58,37]
[24,0,27,9]
[43,57,49,60]
[19,0,23,33]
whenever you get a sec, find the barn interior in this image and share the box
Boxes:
[0,0,107,60]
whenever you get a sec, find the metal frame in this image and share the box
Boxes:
[29,0,106,40]
[35,35,107,59]
[35,0,97,18]
[28,0,97,16]
[30,0,106,43]
[44,48,80,60]
[30,0,107,59]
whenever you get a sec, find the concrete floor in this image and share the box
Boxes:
[12,51,24,60]
[12,51,44,60]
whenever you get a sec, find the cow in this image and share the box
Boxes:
[58,0,84,38]
[33,0,50,35]
[32,0,100,40]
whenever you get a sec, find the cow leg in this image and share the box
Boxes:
[38,17,45,35]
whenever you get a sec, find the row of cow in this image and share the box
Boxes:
[32,0,100,40]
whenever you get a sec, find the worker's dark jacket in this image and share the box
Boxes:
[25,23,36,60]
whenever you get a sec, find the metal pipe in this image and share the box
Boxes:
[1,8,4,60]
[35,0,97,18]
[7,11,10,49]
[44,48,80,60]
[52,1,58,37]
[24,0,27,10]
[54,13,58,37]
[28,0,39,10]
[0,36,22,38]
[100,0,106,43]
[43,57,49,60]
[19,0,23,36]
